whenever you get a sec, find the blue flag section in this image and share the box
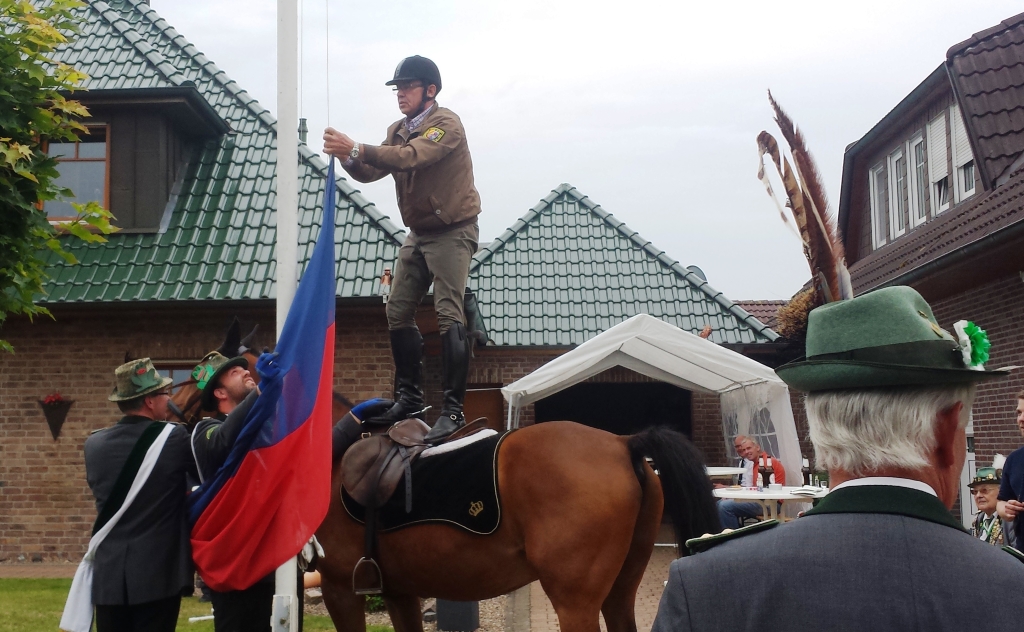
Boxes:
[189,160,338,592]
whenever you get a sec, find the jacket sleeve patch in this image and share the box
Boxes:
[423,127,446,142]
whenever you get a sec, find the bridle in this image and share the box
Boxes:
[168,377,203,425]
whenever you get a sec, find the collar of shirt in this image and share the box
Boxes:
[404,103,436,133]
[830,476,937,497]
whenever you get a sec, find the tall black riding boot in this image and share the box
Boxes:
[424,323,471,445]
[365,328,427,424]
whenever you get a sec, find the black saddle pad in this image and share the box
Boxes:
[342,431,508,534]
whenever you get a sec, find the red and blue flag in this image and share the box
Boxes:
[187,160,339,591]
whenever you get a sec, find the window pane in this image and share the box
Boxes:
[936,177,950,207]
[963,161,975,192]
[47,142,73,159]
[914,143,927,220]
[873,168,887,245]
[78,140,106,159]
[46,161,105,217]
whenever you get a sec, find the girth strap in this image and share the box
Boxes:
[399,445,414,513]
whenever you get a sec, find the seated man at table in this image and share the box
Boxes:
[717,435,786,528]
[652,287,1024,632]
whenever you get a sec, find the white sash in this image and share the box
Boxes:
[60,424,175,632]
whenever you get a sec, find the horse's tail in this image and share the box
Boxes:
[627,427,720,555]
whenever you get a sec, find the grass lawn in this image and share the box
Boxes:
[0,578,393,632]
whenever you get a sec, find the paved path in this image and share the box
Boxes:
[0,563,78,578]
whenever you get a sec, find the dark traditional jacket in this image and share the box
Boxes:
[653,484,1024,631]
[84,417,196,605]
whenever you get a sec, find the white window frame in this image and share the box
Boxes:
[887,146,907,239]
[908,134,929,228]
[869,162,888,249]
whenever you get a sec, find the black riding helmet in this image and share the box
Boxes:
[385,55,441,93]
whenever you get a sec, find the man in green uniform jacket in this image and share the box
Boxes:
[652,287,1024,631]
[324,55,479,445]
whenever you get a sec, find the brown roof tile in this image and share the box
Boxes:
[849,166,1024,293]
[734,300,787,330]
[947,12,1024,186]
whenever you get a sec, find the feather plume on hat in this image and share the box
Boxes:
[757,92,853,340]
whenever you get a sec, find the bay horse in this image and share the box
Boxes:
[318,419,719,632]
[167,318,354,428]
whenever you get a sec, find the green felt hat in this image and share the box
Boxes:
[109,358,173,402]
[969,467,1001,488]
[776,286,1010,392]
[192,351,249,410]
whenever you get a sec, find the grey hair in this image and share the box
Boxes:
[805,384,975,476]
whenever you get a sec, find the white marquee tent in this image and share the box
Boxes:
[501,313,802,480]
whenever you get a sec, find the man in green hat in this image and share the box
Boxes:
[187,350,270,631]
[652,286,1024,632]
[969,467,1011,547]
[79,359,196,632]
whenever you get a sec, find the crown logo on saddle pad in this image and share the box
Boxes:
[468,501,484,517]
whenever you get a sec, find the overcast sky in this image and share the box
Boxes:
[153,0,1019,301]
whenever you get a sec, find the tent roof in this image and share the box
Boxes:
[501,313,784,407]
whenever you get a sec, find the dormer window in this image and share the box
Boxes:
[45,125,108,219]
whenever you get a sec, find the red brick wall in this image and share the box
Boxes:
[0,303,397,563]
[929,273,1024,466]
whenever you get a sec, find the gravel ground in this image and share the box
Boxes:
[305,593,508,632]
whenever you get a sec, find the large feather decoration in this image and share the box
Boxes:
[757,91,853,305]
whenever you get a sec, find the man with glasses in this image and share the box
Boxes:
[82,358,197,632]
[970,467,1013,547]
[324,55,481,445]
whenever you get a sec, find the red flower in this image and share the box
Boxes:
[43,393,64,405]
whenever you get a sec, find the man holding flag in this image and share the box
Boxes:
[189,352,270,631]
[185,161,344,631]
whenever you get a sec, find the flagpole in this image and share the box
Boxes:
[273,0,299,629]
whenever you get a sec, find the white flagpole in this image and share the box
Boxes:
[272,0,299,629]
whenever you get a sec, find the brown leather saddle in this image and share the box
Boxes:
[341,416,490,595]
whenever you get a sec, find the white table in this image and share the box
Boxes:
[714,486,829,521]
[706,467,746,477]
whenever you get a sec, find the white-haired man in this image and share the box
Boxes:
[652,286,1024,632]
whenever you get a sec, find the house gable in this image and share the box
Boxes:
[41,0,405,304]
[838,68,981,269]
[469,184,778,347]
[837,12,1024,299]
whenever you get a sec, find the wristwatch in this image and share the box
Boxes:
[349,144,360,161]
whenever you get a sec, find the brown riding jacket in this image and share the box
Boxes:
[343,104,482,235]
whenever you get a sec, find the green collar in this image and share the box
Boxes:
[116,415,154,425]
[804,485,966,533]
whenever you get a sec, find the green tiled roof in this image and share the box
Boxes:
[469,185,778,346]
[41,0,404,303]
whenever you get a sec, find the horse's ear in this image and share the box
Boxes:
[217,317,242,357]
[239,324,260,354]
[123,350,134,363]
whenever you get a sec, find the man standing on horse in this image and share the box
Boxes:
[652,287,1024,631]
[323,55,480,445]
[189,351,270,632]
[71,359,195,632]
